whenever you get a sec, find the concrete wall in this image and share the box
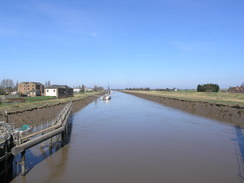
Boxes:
[45,88,58,97]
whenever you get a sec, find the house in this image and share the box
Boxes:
[85,87,93,92]
[28,89,41,97]
[45,85,73,98]
[228,86,244,93]
[18,82,44,96]
[73,88,81,93]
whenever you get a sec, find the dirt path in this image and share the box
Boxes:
[0,95,99,128]
[123,91,244,126]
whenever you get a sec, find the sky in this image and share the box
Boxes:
[0,0,243,89]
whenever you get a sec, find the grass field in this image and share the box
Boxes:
[123,90,244,107]
[23,96,57,101]
[0,92,100,112]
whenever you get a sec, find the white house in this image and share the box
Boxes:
[45,85,73,98]
[73,88,81,93]
[45,88,57,97]
[85,87,93,92]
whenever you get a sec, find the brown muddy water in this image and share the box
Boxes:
[11,92,244,183]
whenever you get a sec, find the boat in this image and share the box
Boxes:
[100,94,111,100]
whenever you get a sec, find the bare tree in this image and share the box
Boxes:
[93,85,98,92]
[81,84,86,93]
[0,79,14,88]
[15,80,19,90]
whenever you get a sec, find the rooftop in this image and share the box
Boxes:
[19,82,43,85]
[45,85,72,89]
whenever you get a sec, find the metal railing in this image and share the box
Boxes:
[10,102,72,175]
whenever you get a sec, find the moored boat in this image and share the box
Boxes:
[100,94,111,100]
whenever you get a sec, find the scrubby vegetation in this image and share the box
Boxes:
[197,84,219,92]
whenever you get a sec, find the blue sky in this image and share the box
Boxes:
[0,0,243,89]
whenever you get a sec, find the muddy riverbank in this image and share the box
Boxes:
[0,95,100,128]
[11,91,242,183]
[123,91,244,126]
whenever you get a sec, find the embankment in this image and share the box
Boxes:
[0,95,99,128]
[123,91,244,126]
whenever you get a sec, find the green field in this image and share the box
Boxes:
[123,90,244,107]
[0,92,100,112]
[23,96,57,101]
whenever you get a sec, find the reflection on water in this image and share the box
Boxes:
[11,92,244,183]
[0,115,73,183]
[0,154,14,183]
[234,126,244,181]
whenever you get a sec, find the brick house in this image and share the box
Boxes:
[45,85,73,98]
[18,82,44,96]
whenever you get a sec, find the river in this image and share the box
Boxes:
[12,91,243,183]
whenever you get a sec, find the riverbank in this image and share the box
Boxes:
[122,90,244,126]
[0,93,101,128]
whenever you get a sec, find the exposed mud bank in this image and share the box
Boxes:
[0,95,99,128]
[124,92,244,126]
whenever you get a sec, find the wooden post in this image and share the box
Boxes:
[21,150,26,176]
[4,110,8,123]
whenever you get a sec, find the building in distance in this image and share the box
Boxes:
[18,82,44,97]
[45,85,73,98]
[73,88,81,93]
[228,86,244,93]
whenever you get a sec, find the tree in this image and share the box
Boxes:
[15,80,19,90]
[0,87,5,95]
[97,86,104,91]
[81,84,86,93]
[45,81,48,87]
[197,83,219,92]
[241,82,244,87]
[0,79,14,88]
[93,85,98,92]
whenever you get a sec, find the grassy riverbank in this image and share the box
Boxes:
[0,92,100,112]
[122,90,244,107]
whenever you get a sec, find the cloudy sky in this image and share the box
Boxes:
[1,0,243,89]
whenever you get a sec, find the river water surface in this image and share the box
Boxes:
[12,92,243,183]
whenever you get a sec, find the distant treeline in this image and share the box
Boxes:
[197,83,219,92]
[125,88,178,91]
[125,87,150,91]
[155,88,177,91]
